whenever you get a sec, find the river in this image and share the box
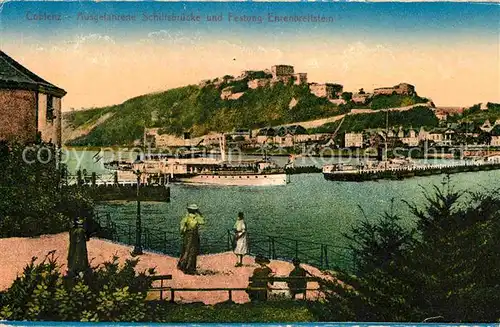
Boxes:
[62,149,500,265]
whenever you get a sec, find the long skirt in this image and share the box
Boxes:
[67,228,89,277]
[177,228,200,274]
[234,232,248,255]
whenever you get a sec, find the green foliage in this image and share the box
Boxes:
[321,179,500,322]
[453,102,500,124]
[311,106,438,134]
[64,107,116,129]
[0,253,155,322]
[65,83,342,147]
[370,94,428,110]
[226,80,249,93]
[345,200,415,275]
[341,92,353,102]
[0,142,94,237]
[147,301,317,322]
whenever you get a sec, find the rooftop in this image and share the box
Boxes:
[0,50,66,97]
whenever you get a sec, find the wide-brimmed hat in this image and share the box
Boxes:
[255,255,270,265]
[187,204,199,210]
[292,257,301,265]
[76,217,85,226]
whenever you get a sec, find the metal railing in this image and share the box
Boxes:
[94,213,354,272]
[226,230,353,271]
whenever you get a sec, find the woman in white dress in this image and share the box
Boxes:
[233,212,248,267]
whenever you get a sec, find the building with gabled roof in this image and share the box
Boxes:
[491,125,500,147]
[0,50,66,146]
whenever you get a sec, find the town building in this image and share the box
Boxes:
[309,83,343,99]
[433,107,465,121]
[427,128,445,145]
[344,132,363,148]
[256,127,276,144]
[480,120,494,132]
[442,129,455,147]
[145,128,191,148]
[0,50,66,146]
[373,83,415,96]
[273,125,307,147]
[202,132,225,146]
[400,128,419,147]
[229,128,252,141]
[491,126,500,147]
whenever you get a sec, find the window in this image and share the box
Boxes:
[46,95,54,122]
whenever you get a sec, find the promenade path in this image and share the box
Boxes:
[0,233,332,304]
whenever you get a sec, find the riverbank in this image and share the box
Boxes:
[0,233,330,304]
[63,145,492,160]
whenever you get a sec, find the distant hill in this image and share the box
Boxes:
[454,102,500,124]
[310,106,439,134]
[64,83,347,146]
[63,72,430,147]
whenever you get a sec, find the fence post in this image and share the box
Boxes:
[320,244,324,268]
[268,236,272,258]
[164,232,167,253]
[324,245,329,269]
[170,290,175,303]
[160,279,164,301]
[272,238,276,260]
[227,230,231,251]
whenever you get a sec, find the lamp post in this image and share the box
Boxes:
[131,169,143,256]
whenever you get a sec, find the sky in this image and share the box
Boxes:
[0,1,499,110]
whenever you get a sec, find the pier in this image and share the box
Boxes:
[323,161,500,182]
[63,171,171,202]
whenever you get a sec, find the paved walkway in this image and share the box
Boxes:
[0,233,331,304]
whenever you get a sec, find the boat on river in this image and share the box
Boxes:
[105,137,290,186]
[323,157,500,182]
[126,155,290,186]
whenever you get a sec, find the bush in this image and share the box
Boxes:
[0,142,95,237]
[370,94,427,110]
[0,252,155,322]
[310,106,438,134]
[320,180,500,322]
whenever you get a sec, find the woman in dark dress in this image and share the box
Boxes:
[177,204,205,274]
[67,217,90,278]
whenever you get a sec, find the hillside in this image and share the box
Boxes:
[454,102,500,123]
[310,106,439,134]
[65,81,345,146]
[63,71,431,147]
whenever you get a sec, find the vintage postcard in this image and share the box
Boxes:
[0,0,499,325]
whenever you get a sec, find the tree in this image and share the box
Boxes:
[0,141,94,237]
[341,92,353,102]
[477,131,492,145]
[321,179,500,322]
